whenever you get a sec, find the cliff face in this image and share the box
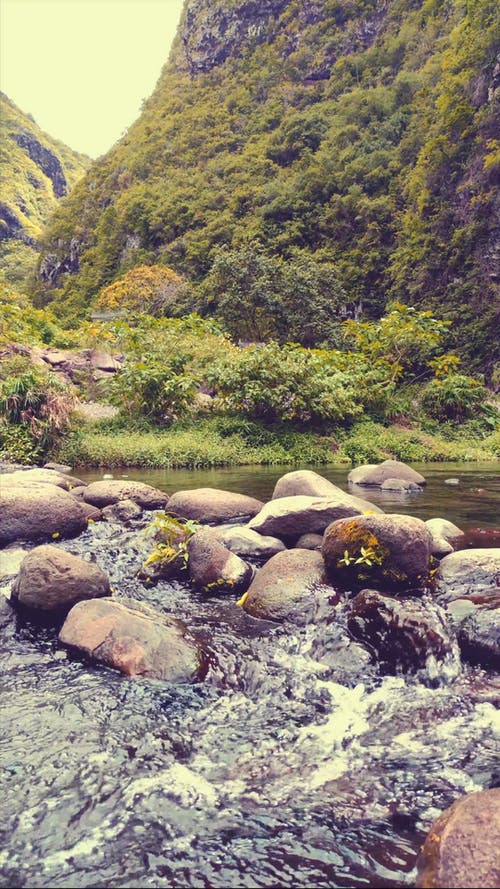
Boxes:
[35,0,499,369]
[0,93,89,286]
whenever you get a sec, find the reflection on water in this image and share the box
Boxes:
[76,461,500,529]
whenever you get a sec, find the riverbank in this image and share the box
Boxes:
[56,417,500,470]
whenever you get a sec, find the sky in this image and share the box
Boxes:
[0,0,184,158]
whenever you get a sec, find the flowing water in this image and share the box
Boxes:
[1,463,499,888]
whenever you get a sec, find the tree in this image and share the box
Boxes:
[94,265,184,317]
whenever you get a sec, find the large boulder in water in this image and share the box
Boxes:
[11,545,110,613]
[188,529,253,594]
[82,480,168,510]
[168,488,263,524]
[0,484,90,545]
[436,549,500,602]
[347,589,458,674]
[348,459,425,487]
[242,549,332,623]
[272,470,344,500]
[59,597,204,681]
[416,788,500,888]
[322,514,432,591]
[248,493,382,540]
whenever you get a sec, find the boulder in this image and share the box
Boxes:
[272,470,343,500]
[426,518,464,557]
[0,484,90,545]
[82,480,168,510]
[43,462,73,474]
[380,478,422,492]
[322,514,432,591]
[295,533,324,551]
[102,499,143,524]
[214,525,286,559]
[347,589,458,674]
[437,549,500,602]
[0,546,27,581]
[59,597,204,682]
[0,467,86,490]
[89,349,122,372]
[0,596,16,632]
[449,601,500,670]
[248,493,382,540]
[416,789,500,888]
[168,488,263,524]
[243,549,332,622]
[348,459,425,487]
[11,545,110,612]
[188,529,253,594]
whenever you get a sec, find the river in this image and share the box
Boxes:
[0,462,499,888]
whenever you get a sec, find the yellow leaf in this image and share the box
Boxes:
[51,532,60,539]
[236,590,249,607]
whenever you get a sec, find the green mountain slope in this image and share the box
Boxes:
[35,0,499,370]
[0,92,89,286]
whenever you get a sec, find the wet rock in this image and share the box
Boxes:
[59,597,204,682]
[322,514,432,591]
[426,517,464,557]
[459,528,500,549]
[11,545,110,613]
[68,485,87,501]
[437,549,500,602]
[213,525,286,559]
[249,493,382,540]
[168,488,263,524]
[188,529,253,594]
[82,480,168,510]
[416,788,500,888]
[380,478,422,492]
[243,549,332,622]
[102,499,143,524]
[79,502,102,522]
[348,589,458,673]
[272,469,343,500]
[295,532,324,551]
[0,484,90,545]
[348,459,425,487]
[0,467,86,490]
[455,604,500,670]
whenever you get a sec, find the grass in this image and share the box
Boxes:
[55,415,499,469]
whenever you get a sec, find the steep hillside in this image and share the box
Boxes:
[0,93,89,286]
[35,0,499,369]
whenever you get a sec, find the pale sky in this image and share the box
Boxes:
[0,0,184,158]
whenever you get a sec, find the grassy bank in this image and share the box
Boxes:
[56,417,499,470]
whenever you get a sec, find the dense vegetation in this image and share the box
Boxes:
[0,93,89,288]
[1,283,497,468]
[33,0,499,375]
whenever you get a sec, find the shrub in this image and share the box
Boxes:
[109,358,198,424]
[94,265,184,316]
[421,373,489,422]
[0,367,75,460]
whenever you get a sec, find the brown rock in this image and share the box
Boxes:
[1,467,87,490]
[248,493,383,540]
[168,488,263,524]
[59,597,204,681]
[243,549,332,622]
[437,549,500,602]
[213,525,286,559]
[11,545,110,612]
[102,499,142,523]
[295,533,324,551]
[0,484,90,545]
[82,480,168,509]
[272,470,344,500]
[416,789,500,888]
[322,513,432,591]
[188,529,253,594]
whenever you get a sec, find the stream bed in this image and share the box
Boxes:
[1,462,499,888]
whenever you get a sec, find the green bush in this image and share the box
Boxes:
[110,358,199,424]
[0,367,75,460]
[421,373,489,422]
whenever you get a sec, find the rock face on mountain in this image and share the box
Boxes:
[35,1,499,370]
[0,92,89,287]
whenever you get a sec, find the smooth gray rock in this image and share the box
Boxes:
[348,459,425,487]
[0,484,90,545]
[168,488,263,524]
[83,480,168,509]
[380,478,422,492]
[295,533,324,551]
[214,525,286,559]
[272,470,344,500]
[437,549,500,602]
[426,517,464,557]
[1,467,86,490]
[249,493,382,539]
[188,529,253,594]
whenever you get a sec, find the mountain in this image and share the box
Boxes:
[0,93,89,287]
[34,0,499,369]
